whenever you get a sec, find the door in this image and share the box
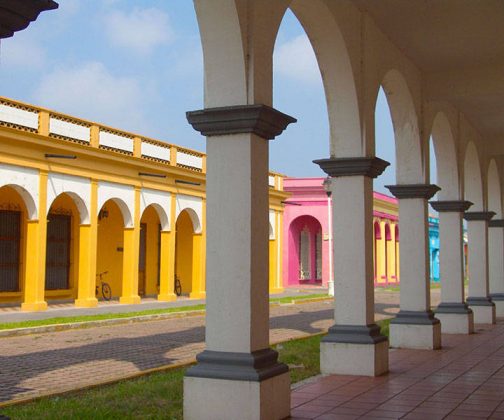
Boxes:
[45,214,71,290]
[0,210,21,292]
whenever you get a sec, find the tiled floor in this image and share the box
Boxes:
[291,321,504,419]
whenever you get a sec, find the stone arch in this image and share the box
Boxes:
[487,159,502,218]
[463,141,484,210]
[430,112,460,200]
[140,189,170,232]
[47,173,91,224]
[0,164,39,220]
[97,182,134,228]
[378,69,423,184]
[47,191,89,225]
[194,0,290,107]
[289,0,361,156]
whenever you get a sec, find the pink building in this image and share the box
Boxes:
[283,178,400,288]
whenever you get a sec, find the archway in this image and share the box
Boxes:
[45,193,81,302]
[0,185,31,304]
[287,215,323,286]
[96,199,126,299]
[138,205,164,297]
[175,209,200,296]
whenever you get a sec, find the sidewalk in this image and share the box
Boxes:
[0,286,328,323]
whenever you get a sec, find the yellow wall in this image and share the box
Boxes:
[175,210,193,295]
[140,206,161,296]
[0,186,27,303]
[96,200,124,298]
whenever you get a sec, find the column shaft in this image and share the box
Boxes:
[22,171,48,311]
[465,211,496,324]
[158,230,176,301]
[75,180,98,308]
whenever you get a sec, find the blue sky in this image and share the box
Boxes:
[0,1,435,194]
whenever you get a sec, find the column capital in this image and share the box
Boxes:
[386,184,440,199]
[429,200,473,213]
[313,156,389,178]
[186,105,296,140]
[464,211,495,221]
[489,219,504,228]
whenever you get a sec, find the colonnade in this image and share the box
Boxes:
[184,1,504,419]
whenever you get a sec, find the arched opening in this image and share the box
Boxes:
[96,199,125,300]
[384,223,392,284]
[0,185,29,304]
[175,209,197,296]
[45,193,80,302]
[287,215,323,286]
[139,205,163,298]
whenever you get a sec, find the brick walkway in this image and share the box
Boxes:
[0,290,435,406]
[291,321,504,419]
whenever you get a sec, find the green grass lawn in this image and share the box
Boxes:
[0,294,330,332]
[1,319,392,419]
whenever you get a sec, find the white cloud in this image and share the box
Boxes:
[104,7,174,55]
[32,61,149,132]
[274,34,321,85]
[1,36,46,69]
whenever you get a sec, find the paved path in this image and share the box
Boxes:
[291,320,504,419]
[0,290,439,405]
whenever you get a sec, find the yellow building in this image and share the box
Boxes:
[0,97,288,311]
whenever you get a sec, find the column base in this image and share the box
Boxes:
[21,301,48,312]
[184,349,290,420]
[119,295,141,305]
[268,287,284,295]
[467,297,496,324]
[189,291,206,300]
[74,297,98,308]
[435,303,474,334]
[157,293,177,302]
[490,293,504,317]
[390,311,441,349]
[320,324,389,376]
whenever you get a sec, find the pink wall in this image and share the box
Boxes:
[283,177,398,288]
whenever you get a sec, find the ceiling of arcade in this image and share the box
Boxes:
[354,0,504,156]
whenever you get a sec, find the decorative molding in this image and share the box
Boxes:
[322,324,388,344]
[386,184,440,199]
[185,349,288,382]
[467,296,495,306]
[313,157,390,179]
[490,293,504,301]
[435,302,473,314]
[186,105,296,140]
[390,310,440,325]
[463,211,496,222]
[429,200,472,213]
[489,219,504,228]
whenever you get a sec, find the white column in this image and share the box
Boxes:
[325,182,335,297]
[184,105,295,420]
[314,157,389,377]
[430,201,474,334]
[489,219,504,316]
[465,211,497,324]
[387,185,441,350]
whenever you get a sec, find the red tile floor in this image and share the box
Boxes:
[291,321,504,419]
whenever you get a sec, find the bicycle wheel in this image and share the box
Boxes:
[174,278,182,296]
[101,282,112,301]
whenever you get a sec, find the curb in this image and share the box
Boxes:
[0,297,333,338]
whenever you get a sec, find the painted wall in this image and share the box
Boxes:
[283,177,442,288]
